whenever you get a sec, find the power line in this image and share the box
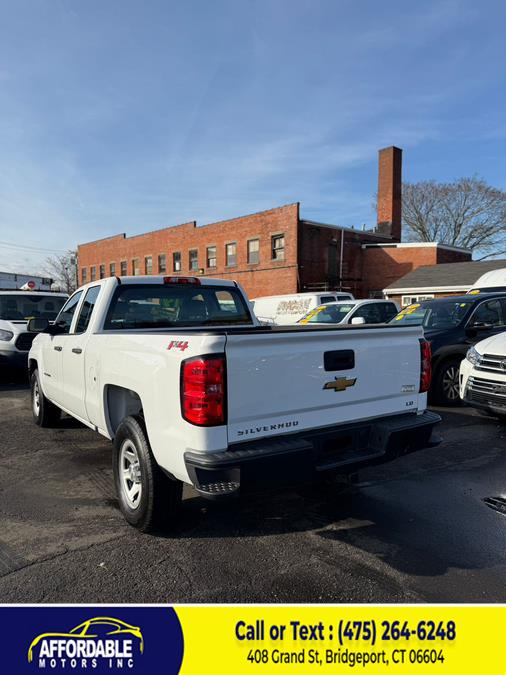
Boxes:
[0,240,70,254]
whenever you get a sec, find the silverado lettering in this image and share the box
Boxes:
[237,421,300,437]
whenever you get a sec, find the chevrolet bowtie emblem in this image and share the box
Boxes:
[323,377,357,392]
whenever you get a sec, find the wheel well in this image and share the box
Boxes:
[433,352,465,377]
[28,359,38,376]
[105,385,143,437]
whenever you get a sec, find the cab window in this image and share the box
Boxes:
[350,303,382,324]
[379,303,398,322]
[74,286,101,334]
[104,284,252,329]
[54,291,83,334]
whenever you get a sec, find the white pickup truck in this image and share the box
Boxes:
[28,276,440,532]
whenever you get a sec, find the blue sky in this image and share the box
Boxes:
[1,0,506,274]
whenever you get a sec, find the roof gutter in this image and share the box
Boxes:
[383,284,471,295]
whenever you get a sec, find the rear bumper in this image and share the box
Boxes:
[184,410,442,499]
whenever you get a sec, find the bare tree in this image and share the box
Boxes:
[45,250,77,293]
[402,177,506,259]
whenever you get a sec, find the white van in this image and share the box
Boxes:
[468,268,506,294]
[251,291,354,325]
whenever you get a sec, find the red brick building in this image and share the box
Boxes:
[77,147,471,299]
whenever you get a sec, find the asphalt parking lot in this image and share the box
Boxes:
[0,371,505,604]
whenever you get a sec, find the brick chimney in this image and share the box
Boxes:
[377,146,402,241]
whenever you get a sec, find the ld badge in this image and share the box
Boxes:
[323,376,357,392]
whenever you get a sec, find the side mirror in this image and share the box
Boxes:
[467,322,492,333]
[351,316,366,325]
[27,317,49,333]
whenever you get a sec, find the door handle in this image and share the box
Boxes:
[54,346,62,352]
[72,347,83,354]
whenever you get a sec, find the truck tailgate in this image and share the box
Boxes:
[225,326,424,444]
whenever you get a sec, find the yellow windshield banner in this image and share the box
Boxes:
[177,605,506,674]
[299,307,322,324]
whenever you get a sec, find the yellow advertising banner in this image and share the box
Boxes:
[177,605,506,674]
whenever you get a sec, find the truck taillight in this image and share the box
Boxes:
[181,355,226,426]
[419,339,432,393]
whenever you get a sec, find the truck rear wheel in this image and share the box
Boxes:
[31,369,61,427]
[113,415,182,532]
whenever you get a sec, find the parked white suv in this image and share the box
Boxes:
[460,334,506,420]
[0,291,67,369]
[28,276,440,531]
[298,300,399,326]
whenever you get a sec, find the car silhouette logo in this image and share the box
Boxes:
[500,359,506,371]
[27,617,144,663]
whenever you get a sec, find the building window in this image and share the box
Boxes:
[158,254,166,273]
[173,252,181,272]
[206,246,217,268]
[189,249,198,271]
[81,268,87,284]
[271,234,285,261]
[99,264,105,279]
[110,262,116,276]
[120,261,127,276]
[226,242,237,267]
[145,256,153,275]
[247,239,260,264]
[132,258,140,276]
[401,294,434,307]
[90,266,96,282]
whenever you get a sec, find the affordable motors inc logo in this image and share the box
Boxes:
[27,616,144,670]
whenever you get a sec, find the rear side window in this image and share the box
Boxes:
[104,284,253,329]
[74,286,101,334]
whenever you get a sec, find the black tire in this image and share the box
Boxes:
[31,369,61,427]
[432,357,463,406]
[113,415,183,532]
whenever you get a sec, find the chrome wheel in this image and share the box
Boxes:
[119,439,143,509]
[32,378,40,416]
[442,365,460,401]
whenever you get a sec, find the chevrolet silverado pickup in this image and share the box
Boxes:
[28,276,440,532]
